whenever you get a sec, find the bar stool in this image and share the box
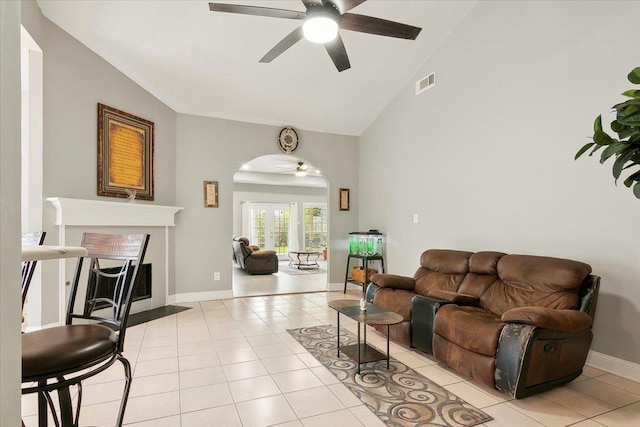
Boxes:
[21,231,46,309]
[22,232,150,427]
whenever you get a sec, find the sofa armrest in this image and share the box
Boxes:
[501,306,592,333]
[249,250,277,259]
[365,283,381,304]
[427,290,479,306]
[411,295,451,354]
[370,273,415,291]
[495,324,592,398]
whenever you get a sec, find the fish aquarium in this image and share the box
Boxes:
[348,230,384,256]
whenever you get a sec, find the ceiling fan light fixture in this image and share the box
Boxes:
[295,161,308,176]
[303,14,338,44]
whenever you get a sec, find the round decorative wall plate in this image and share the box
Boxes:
[278,127,299,153]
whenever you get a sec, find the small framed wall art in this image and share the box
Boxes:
[97,103,154,200]
[204,181,218,208]
[339,188,350,211]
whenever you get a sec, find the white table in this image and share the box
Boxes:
[22,245,88,262]
[21,245,89,328]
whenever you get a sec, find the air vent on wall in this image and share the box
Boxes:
[415,72,435,95]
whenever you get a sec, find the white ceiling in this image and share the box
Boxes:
[36,0,475,136]
[234,154,327,187]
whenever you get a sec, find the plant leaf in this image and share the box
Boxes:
[593,115,603,133]
[613,150,636,180]
[628,67,640,84]
[589,144,604,156]
[593,130,615,145]
[600,142,626,163]
[622,89,640,98]
[617,114,640,127]
[624,170,640,187]
[625,105,640,115]
[614,98,640,111]
[611,120,624,132]
[633,181,640,198]
[618,127,640,139]
[575,142,594,160]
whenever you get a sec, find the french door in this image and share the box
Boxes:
[246,203,290,255]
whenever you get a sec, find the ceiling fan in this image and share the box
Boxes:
[295,161,308,176]
[208,0,422,72]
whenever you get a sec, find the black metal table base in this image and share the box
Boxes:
[336,312,392,375]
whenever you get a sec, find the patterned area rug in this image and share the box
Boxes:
[288,325,492,427]
[278,263,327,275]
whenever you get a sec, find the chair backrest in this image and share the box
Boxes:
[232,236,251,268]
[66,233,150,353]
[21,231,46,308]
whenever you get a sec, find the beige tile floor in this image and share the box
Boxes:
[233,261,329,297]
[22,291,640,427]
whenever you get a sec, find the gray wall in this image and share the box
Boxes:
[175,114,358,296]
[359,1,640,364]
[1,1,23,424]
[22,0,178,323]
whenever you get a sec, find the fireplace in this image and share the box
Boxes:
[47,197,183,324]
[87,263,152,310]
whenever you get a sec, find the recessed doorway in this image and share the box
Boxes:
[232,154,328,297]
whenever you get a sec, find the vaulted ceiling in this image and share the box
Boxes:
[36,0,475,136]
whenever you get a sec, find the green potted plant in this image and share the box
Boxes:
[321,238,327,260]
[575,67,640,197]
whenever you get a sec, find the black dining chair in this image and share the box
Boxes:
[22,232,150,427]
[21,231,46,310]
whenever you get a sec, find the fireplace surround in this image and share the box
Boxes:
[47,197,182,324]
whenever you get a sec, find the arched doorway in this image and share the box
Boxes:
[231,154,329,297]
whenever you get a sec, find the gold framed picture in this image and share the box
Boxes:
[204,181,218,208]
[97,103,154,200]
[339,188,350,211]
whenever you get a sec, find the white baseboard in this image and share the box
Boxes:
[168,290,234,304]
[24,322,61,333]
[587,350,640,383]
[328,282,346,292]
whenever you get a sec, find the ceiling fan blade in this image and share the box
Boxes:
[340,13,422,40]
[331,0,367,14]
[325,34,351,72]
[260,26,305,63]
[209,3,306,20]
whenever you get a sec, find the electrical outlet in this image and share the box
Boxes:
[214,272,220,281]
[413,213,419,224]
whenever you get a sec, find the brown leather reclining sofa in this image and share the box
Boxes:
[366,249,600,399]
[232,236,279,275]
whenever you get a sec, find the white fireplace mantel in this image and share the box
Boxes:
[46,197,183,324]
[47,197,183,227]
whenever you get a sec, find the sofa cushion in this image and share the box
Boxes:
[370,273,414,290]
[469,251,505,275]
[480,255,592,316]
[434,305,505,357]
[373,288,414,322]
[413,250,472,296]
[432,335,496,388]
[420,249,473,273]
[427,289,479,306]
